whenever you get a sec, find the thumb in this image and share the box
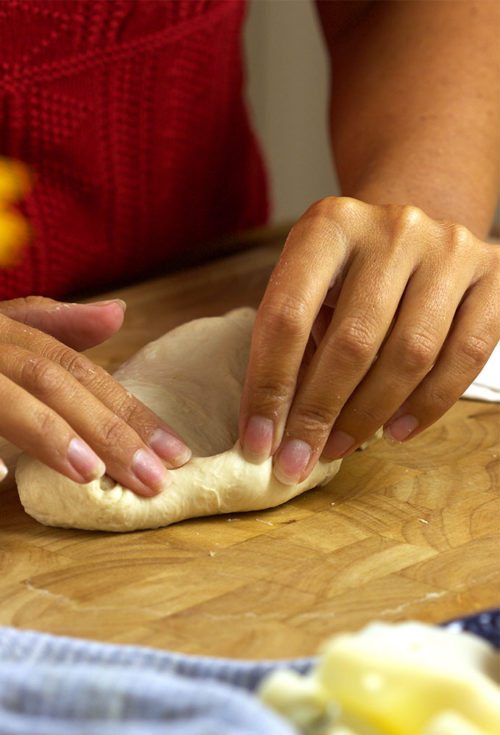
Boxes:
[0,296,126,351]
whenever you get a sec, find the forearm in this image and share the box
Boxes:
[317,0,500,238]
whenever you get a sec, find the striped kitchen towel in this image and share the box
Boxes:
[0,626,311,735]
[1,614,497,734]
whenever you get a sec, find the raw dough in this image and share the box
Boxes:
[16,309,342,532]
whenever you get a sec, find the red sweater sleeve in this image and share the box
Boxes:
[0,0,269,299]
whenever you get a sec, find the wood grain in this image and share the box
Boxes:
[1,228,499,659]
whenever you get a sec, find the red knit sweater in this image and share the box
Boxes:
[0,0,269,299]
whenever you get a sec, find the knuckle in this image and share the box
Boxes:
[44,343,76,367]
[32,407,59,440]
[304,196,336,220]
[22,295,51,309]
[386,205,428,248]
[328,195,361,221]
[96,416,131,453]
[48,346,101,384]
[21,356,65,398]
[260,294,309,341]
[334,317,377,363]
[396,330,438,372]
[116,395,150,429]
[426,387,454,414]
[2,296,53,326]
[457,334,491,371]
[394,204,424,232]
[448,222,472,252]
[293,405,335,437]
[301,196,357,234]
[371,204,426,261]
[250,375,297,414]
[349,403,385,427]
[8,295,51,319]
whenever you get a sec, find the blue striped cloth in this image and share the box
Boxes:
[1,612,497,734]
[0,626,312,735]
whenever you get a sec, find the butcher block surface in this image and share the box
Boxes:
[1,227,499,659]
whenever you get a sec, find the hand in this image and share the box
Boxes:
[240,196,500,485]
[0,297,191,493]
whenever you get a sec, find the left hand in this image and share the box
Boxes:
[239,196,500,485]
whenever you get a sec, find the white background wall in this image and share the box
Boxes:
[244,0,339,225]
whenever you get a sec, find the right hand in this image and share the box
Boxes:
[0,297,192,495]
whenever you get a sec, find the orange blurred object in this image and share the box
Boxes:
[0,158,32,268]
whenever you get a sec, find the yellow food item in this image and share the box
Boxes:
[259,621,500,735]
[0,208,31,267]
[0,158,31,203]
[0,158,31,267]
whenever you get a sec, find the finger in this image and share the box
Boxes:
[0,315,191,468]
[0,296,126,350]
[0,458,7,483]
[384,277,499,441]
[0,344,187,494]
[273,245,415,485]
[0,373,105,484]
[239,210,347,463]
[323,254,473,458]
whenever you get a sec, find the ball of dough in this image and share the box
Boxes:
[16,309,342,532]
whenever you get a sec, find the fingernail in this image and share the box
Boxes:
[67,438,106,481]
[323,430,355,459]
[242,416,274,463]
[0,460,8,482]
[384,414,419,442]
[132,449,171,493]
[274,439,312,485]
[150,429,191,467]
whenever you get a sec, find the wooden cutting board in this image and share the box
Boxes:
[1,227,499,659]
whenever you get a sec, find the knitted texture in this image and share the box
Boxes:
[0,0,269,299]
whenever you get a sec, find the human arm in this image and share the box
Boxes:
[318,0,499,235]
[239,0,500,484]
